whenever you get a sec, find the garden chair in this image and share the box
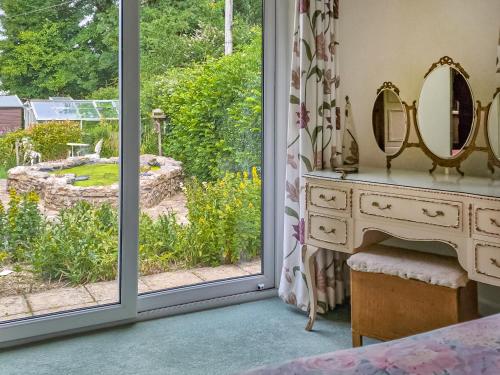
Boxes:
[85,139,104,159]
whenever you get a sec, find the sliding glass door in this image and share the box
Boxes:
[0,0,275,346]
[0,1,139,346]
[137,0,275,312]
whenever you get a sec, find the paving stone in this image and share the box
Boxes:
[0,295,30,318]
[26,286,94,312]
[85,280,152,302]
[239,260,262,275]
[34,302,98,316]
[85,281,119,304]
[192,265,250,282]
[141,271,204,291]
[0,312,33,322]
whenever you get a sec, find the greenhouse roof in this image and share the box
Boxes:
[29,99,119,122]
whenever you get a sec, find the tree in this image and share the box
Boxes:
[0,0,118,98]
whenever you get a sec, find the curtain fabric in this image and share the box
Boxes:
[279,0,348,313]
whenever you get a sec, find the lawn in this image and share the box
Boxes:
[53,164,119,186]
[0,166,6,179]
[52,164,160,187]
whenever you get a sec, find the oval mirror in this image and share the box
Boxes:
[372,89,407,155]
[417,65,474,159]
[487,91,500,160]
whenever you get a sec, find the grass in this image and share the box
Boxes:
[0,166,6,179]
[52,164,160,187]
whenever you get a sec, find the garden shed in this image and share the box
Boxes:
[0,95,24,135]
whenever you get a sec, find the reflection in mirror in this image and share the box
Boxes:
[417,66,474,159]
[488,92,500,159]
[372,89,407,155]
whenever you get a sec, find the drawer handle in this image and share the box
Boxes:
[319,194,336,202]
[422,208,445,218]
[319,225,336,235]
[490,218,500,228]
[491,258,500,269]
[372,201,392,210]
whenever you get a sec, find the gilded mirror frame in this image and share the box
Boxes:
[485,87,500,174]
[413,56,479,175]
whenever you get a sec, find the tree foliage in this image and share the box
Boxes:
[0,0,261,99]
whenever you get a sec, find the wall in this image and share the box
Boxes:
[339,0,500,314]
[338,0,500,176]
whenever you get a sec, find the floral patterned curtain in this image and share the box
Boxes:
[279,0,348,313]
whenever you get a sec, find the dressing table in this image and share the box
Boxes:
[304,168,500,330]
[303,56,500,331]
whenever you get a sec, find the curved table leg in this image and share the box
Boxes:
[304,245,319,331]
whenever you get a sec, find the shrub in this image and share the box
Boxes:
[139,212,181,274]
[31,202,119,284]
[83,121,119,158]
[180,168,261,266]
[0,129,27,170]
[0,121,82,170]
[142,31,262,181]
[0,190,43,262]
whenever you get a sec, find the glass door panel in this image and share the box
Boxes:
[137,0,274,308]
[0,1,138,346]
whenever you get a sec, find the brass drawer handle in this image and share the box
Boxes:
[422,208,445,218]
[490,218,500,228]
[372,201,392,210]
[318,225,336,235]
[319,193,336,202]
[491,258,500,269]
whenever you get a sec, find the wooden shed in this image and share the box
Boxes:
[0,95,24,135]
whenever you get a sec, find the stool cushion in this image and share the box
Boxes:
[347,245,468,288]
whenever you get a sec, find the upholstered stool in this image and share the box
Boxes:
[347,245,478,347]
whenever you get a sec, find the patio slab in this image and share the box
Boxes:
[192,265,250,282]
[0,295,30,318]
[26,286,94,313]
[0,312,33,322]
[239,260,262,275]
[141,271,204,291]
[34,303,98,316]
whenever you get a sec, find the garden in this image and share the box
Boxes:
[0,0,263,301]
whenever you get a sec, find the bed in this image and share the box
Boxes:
[241,314,500,375]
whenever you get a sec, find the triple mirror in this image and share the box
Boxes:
[371,56,499,175]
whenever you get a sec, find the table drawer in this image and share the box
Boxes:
[308,184,348,212]
[359,192,461,229]
[474,206,500,238]
[475,242,500,280]
[308,214,348,246]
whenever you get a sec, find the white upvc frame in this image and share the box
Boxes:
[138,0,277,313]
[0,0,140,348]
[0,0,281,347]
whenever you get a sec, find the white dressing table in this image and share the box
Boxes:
[304,167,500,330]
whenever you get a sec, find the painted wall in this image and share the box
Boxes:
[338,0,500,176]
[338,0,500,314]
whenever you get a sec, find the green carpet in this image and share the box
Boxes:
[0,298,353,375]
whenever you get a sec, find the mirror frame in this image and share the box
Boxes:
[372,81,410,159]
[485,87,500,174]
[414,56,479,175]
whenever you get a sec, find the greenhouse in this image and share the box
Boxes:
[24,99,119,126]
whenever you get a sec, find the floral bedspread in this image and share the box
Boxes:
[241,314,500,375]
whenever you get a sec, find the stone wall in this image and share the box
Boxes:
[7,155,183,210]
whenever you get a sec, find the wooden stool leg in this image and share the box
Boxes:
[304,245,319,331]
[352,330,363,347]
